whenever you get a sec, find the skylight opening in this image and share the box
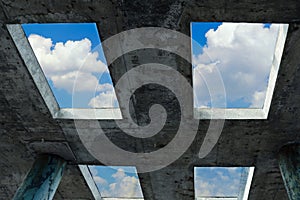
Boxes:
[191,22,288,110]
[194,167,255,200]
[88,166,144,199]
[8,22,287,119]
[21,23,119,110]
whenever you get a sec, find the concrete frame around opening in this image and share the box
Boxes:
[7,24,122,120]
[193,24,288,119]
[7,24,288,120]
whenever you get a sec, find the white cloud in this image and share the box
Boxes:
[51,71,99,93]
[96,83,114,92]
[193,23,279,108]
[28,34,109,93]
[89,166,108,186]
[88,90,118,108]
[195,179,214,196]
[195,167,244,197]
[94,176,108,185]
[28,34,119,108]
[217,171,229,181]
[112,168,126,179]
[250,90,266,107]
[28,34,107,75]
[101,168,143,198]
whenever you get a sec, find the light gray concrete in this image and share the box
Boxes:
[1,1,300,200]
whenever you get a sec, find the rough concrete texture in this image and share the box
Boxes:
[1,0,300,200]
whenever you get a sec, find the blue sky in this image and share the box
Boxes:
[22,23,102,49]
[191,22,221,55]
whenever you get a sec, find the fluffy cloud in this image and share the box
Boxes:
[195,167,243,198]
[195,179,215,196]
[28,34,107,76]
[93,175,108,185]
[51,71,100,93]
[103,168,142,198]
[28,34,108,93]
[88,83,118,108]
[193,23,279,108]
[250,90,267,108]
[92,168,143,198]
[89,166,108,186]
[88,90,118,108]
[112,168,126,179]
[28,34,118,108]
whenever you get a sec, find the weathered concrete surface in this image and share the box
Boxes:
[54,165,95,200]
[1,0,300,200]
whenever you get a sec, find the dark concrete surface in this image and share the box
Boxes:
[1,1,300,199]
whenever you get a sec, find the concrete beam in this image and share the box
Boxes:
[139,165,194,200]
[278,144,300,200]
[13,155,66,200]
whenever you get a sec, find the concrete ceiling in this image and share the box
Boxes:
[1,0,300,199]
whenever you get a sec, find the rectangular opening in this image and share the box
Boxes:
[194,167,255,200]
[88,166,144,199]
[191,22,288,119]
[21,23,119,110]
